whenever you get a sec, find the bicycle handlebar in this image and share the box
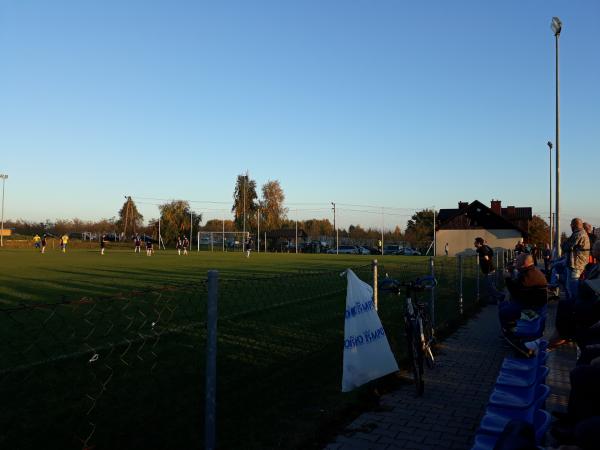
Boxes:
[379,275,437,293]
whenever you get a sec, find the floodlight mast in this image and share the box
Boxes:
[551,16,562,256]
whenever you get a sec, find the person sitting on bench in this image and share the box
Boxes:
[499,253,548,332]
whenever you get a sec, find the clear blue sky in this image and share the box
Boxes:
[1,0,598,230]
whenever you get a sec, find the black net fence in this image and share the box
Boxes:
[1,256,491,450]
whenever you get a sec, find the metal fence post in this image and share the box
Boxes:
[476,254,480,303]
[429,256,435,329]
[495,251,500,288]
[205,270,218,450]
[372,259,378,311]
[459,255,464,315]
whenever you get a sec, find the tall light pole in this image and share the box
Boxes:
[552,16,562,256]
[0,174,7,247]
[547,141,553,250]
[331,202,338,255]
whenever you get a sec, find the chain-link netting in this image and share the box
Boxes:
[1,257,490,449]
[1,283,207,450]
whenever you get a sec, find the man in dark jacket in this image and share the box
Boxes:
[499,253,548,330]
[474,237,504,303]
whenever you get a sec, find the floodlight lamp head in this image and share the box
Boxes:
[551,17,562,36]
[547,141,553,149]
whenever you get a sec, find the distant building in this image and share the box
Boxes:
[436,200,532,256]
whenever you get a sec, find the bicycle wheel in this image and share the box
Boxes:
[420,313,435,369]
[406,319,424,396]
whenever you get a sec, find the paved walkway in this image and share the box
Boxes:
[325,301,579,450]
[325,306,508,450]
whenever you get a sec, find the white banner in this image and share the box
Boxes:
[342,269,399,392]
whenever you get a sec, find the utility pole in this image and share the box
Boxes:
[433,208,436,256]
[257,209,260,253]
[243,173,246,253]
[381,207,384,256]
[331,202,338,255]
[0,174,7,247]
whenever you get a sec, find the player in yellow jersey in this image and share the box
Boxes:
[60,234,69,253]
[33,234,41,251]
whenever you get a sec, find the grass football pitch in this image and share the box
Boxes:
[0,248,477,449]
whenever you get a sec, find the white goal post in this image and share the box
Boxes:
[197,231,250,252]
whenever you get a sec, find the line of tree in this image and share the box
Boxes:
[5,171,557,250]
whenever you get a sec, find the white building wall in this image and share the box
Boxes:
[436,229,522,256]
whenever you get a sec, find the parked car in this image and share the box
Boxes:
[356,246,372,255]
[402,247,422,256]
[383,244,403,255]
[327,245,359,254]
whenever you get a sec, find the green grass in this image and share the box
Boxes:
[0,248,382,306]
[0,248,480,450]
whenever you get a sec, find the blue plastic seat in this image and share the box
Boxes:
[513,308,547,340]
[533,409,551,445]
[476,409,551,446]
[471,432,498,450]
[502,340,548,371]
[487,384,550,423]
[498,365,549,388]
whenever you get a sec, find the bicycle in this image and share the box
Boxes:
[380,274,437,396]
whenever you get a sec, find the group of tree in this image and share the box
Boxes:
[231,173,288,232]
[3,218,144,237]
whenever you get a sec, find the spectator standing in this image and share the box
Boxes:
[561,218,590,301]
[531,244,539,267]
[474,237,504,303]
[584,222,597,264]
[549,227,600,348]
[444,242,449,256]
[514,239,525,255]
[543,243,552,275]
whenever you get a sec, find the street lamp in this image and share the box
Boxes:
[551,16,562,255]
[546,141,553,251]
[0,174,7,247]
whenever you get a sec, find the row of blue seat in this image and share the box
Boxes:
[471,339,552,449]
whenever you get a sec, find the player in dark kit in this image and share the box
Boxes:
[100,235,107,255]
[146,240,153,256]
